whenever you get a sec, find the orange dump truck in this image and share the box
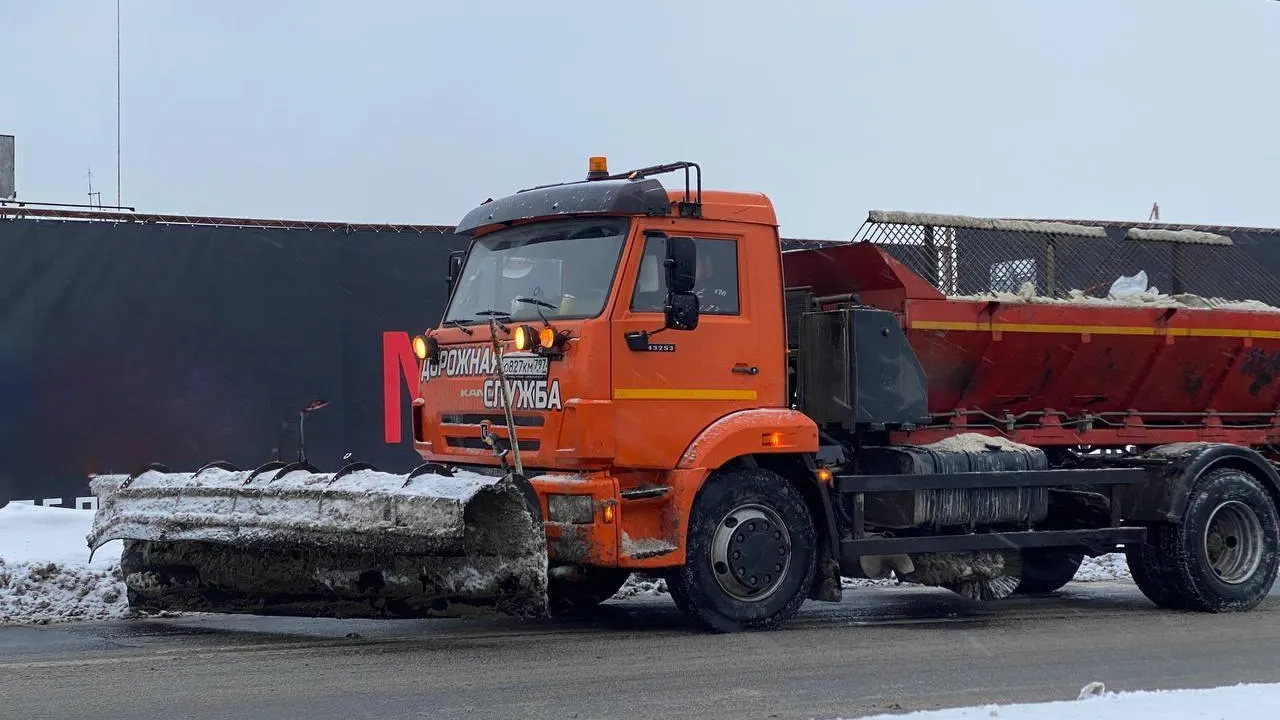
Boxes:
[90,159,1280,632]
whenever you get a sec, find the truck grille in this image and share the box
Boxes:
[445,436,541,451]
[440,412,545,427]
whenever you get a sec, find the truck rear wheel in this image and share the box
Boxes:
[666,468,816,633]
[1125,467,1280,612]
[1012,549,1083,595]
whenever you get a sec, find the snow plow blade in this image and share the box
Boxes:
[86,464,548,619]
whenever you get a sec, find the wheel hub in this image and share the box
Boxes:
[710,504,791,602]
[1203,500,1264,585]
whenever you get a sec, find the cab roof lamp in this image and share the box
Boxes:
[587,156,609,180]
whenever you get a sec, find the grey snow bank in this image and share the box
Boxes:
[0,503,128,624]
[840,681,1280,719]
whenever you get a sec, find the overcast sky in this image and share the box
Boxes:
[4,1,1279,238]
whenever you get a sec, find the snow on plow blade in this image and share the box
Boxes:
[86,465,548,619]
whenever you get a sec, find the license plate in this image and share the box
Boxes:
[501,354,548,378]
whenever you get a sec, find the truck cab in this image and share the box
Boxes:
[409,160,823,625]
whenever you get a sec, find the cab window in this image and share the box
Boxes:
[630,235,740,315]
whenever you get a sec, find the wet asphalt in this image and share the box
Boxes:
[3,582,1280,720]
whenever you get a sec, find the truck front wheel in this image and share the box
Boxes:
[666,468,816,632]
[1126,467,1280,612]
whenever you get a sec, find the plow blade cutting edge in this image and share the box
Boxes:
[85,466,549,619]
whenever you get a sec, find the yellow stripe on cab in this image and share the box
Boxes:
[613,388,758,401]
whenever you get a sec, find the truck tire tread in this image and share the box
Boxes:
[1124,524,1188,609]
[667,468,816,633]
[1128,467,1279,612]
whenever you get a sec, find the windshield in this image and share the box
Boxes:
[443,217,631,324]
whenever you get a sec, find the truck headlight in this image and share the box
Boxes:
[547,494,595,524]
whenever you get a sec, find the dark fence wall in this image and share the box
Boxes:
[6,213,1280,506]
[1,217,467,506]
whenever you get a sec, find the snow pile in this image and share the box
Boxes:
[839,681,1280,719]
[0,503,128,624]
[1075,553,1130,582]
[842,576,899,589]
[922,433,1038,454]
[613,574,669,599]
[950,270,1280,313]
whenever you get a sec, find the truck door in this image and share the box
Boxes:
[610,231,768,469]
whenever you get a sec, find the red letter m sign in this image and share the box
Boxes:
[382,331,418,444]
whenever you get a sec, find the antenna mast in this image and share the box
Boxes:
[116,0,122,207]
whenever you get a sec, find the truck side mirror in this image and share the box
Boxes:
[665,292,699,331]
[661,235,699,330]
[446,251,465,291]
[664,236,696,294]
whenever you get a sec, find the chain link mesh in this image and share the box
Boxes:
[821,212,1280,305]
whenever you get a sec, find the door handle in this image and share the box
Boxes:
[732,365,759,375]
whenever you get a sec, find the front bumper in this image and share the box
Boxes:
[530,470,692,570]
[532,472,621,567]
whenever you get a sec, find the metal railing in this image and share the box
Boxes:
[846,210,1280,306]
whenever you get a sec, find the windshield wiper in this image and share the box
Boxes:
[515,297,557,310]
[515,297,556,326]
[444,319,475,335]
[474,310,511,333]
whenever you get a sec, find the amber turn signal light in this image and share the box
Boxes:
[539,327,558,350]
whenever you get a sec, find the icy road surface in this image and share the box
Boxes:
[5,583,1280,719]
[4,507,1280,718]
